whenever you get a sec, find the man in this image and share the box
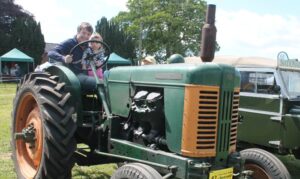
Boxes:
[15,64,22,77]
[141,56,156,65]
[48,22,97,92]
[167,54,185,64]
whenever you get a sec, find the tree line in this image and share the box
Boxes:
[97,0,213,62]
[1,0,216,65]
[0,0,45,66]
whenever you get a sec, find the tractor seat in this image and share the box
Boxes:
[77,73,104,94]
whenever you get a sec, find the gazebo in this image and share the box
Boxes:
[105,52,131,70]
[0,48,34,77]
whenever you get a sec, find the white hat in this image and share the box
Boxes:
[142,56,156,65]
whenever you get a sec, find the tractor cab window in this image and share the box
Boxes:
[241,71,278,94]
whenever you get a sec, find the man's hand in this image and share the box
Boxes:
[64,55,73,64]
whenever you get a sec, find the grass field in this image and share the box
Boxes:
[1,83,300,178]
[0,83,116,178]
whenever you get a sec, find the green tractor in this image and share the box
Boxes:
[11,5,251,179]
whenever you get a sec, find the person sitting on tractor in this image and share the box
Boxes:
[48,22,97,92]
[82,32,105,79]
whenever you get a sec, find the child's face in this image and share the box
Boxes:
[90,37,102,50]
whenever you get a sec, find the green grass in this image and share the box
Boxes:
[0,83,17,178]
[72,164,117,179]
[0,83,115,178]
[278,154,300,177]
[1,82,300,178]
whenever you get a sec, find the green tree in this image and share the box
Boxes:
[113,0,209,60]
[0,0,45,66]
[11,18,45,65]
[95,17,136,60]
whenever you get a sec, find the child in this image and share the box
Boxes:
[82,32,105,79]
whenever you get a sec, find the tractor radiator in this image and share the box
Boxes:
[181,85,240,157]
[217,89,240,154]
[181,85,219,157]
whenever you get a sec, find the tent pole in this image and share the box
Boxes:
[28,63,29,74]
[0,59,2,82]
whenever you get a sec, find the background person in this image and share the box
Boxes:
[141,56,156,65]
[167,54,185,64]
[15,64,22,77]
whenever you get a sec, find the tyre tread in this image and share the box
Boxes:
[241,148,291,179]
[11,72,76,179]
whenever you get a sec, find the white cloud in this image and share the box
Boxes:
[215,9,300,59]
[15,0,127,43]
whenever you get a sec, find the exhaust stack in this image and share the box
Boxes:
[200,4,217,62]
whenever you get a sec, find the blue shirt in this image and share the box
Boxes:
[48,36,87,74]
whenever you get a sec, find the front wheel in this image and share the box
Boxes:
[240,148,291,179]
[111,163,162,179]
[11,72,76,178]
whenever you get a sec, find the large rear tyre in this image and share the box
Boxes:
[111,163,162,179]
[11,72,76,179]
[240,148,291,179]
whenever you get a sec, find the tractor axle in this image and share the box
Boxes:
[15,123,36,149]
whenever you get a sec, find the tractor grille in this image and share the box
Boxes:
[181,85,219,157]
[218,91,233,152]
[217,89,240,153]
[229,89,240,153]
[196,90,219,151]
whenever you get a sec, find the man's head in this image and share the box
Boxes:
[141,56,156,65]
[167,54,185,64]
[76,22,93,43]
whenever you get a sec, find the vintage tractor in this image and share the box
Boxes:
[11,5,251,179]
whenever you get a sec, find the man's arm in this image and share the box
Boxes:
[48,39,74,63]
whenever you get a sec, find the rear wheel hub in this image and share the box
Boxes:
[15,93,43,178]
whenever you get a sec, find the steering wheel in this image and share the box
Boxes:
[69,39,111,70]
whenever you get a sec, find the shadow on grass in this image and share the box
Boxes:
[72,164,117,179]
[278,154,300,178]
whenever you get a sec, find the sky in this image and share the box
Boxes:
[14,0,300,60]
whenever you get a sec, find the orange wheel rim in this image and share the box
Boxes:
[245,163,271,179]
[15,93,43,178]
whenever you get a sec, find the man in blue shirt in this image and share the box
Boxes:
[48,22,97,92]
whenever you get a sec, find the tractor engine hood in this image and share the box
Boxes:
[107,63,240,88]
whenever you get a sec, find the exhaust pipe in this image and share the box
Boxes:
[200,4,217,62]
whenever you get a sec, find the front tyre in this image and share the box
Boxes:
[11,72,76,179]
[111,163,162,179]
[240,148,291,179]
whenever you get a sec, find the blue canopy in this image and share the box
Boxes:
[0,48,34,77]
[108,52,131,65]
[0,48,33,62]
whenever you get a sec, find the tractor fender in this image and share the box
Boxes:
[46,65,83,125]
